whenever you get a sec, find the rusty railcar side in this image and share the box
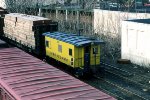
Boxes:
[0,47,116,100]
[0,85,16,100]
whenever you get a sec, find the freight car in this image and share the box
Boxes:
[43,32,103,76]
[0,47,116,100]
[1,13,103,76]
[2,13,58,57]
[0,8,7,35]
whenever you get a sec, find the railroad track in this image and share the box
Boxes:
[101,62,150,88]
[99,62,150,100]
[85,75,147,100]
[100,62,134,76]
[129,73,150,88]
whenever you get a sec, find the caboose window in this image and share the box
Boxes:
[93,47,98,54]
[58,45,62,53]
[69,48,72,56]
[46,41,49,47]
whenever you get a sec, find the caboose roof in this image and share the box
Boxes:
[43,32,104,47]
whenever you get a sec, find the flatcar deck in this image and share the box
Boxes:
[0,47,116,100]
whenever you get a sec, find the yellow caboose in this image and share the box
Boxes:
[43,32,104,76]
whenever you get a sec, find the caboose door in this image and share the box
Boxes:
[84,46,90,71]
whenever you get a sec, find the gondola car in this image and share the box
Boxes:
[43,32,104,76]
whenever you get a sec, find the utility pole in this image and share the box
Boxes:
[77,0,80,35]
[77,8,80,35]
[65,9,68,21]
[135,0,137,11]
[37,0,42,16]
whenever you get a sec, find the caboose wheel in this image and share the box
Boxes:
[74,68,84,78]
[74,72,83,78]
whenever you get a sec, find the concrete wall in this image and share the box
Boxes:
[122,20,150,67]
[19,0,78,6]
[14,0,57,7]
[42,0,57,5]
[94,9,150,36]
